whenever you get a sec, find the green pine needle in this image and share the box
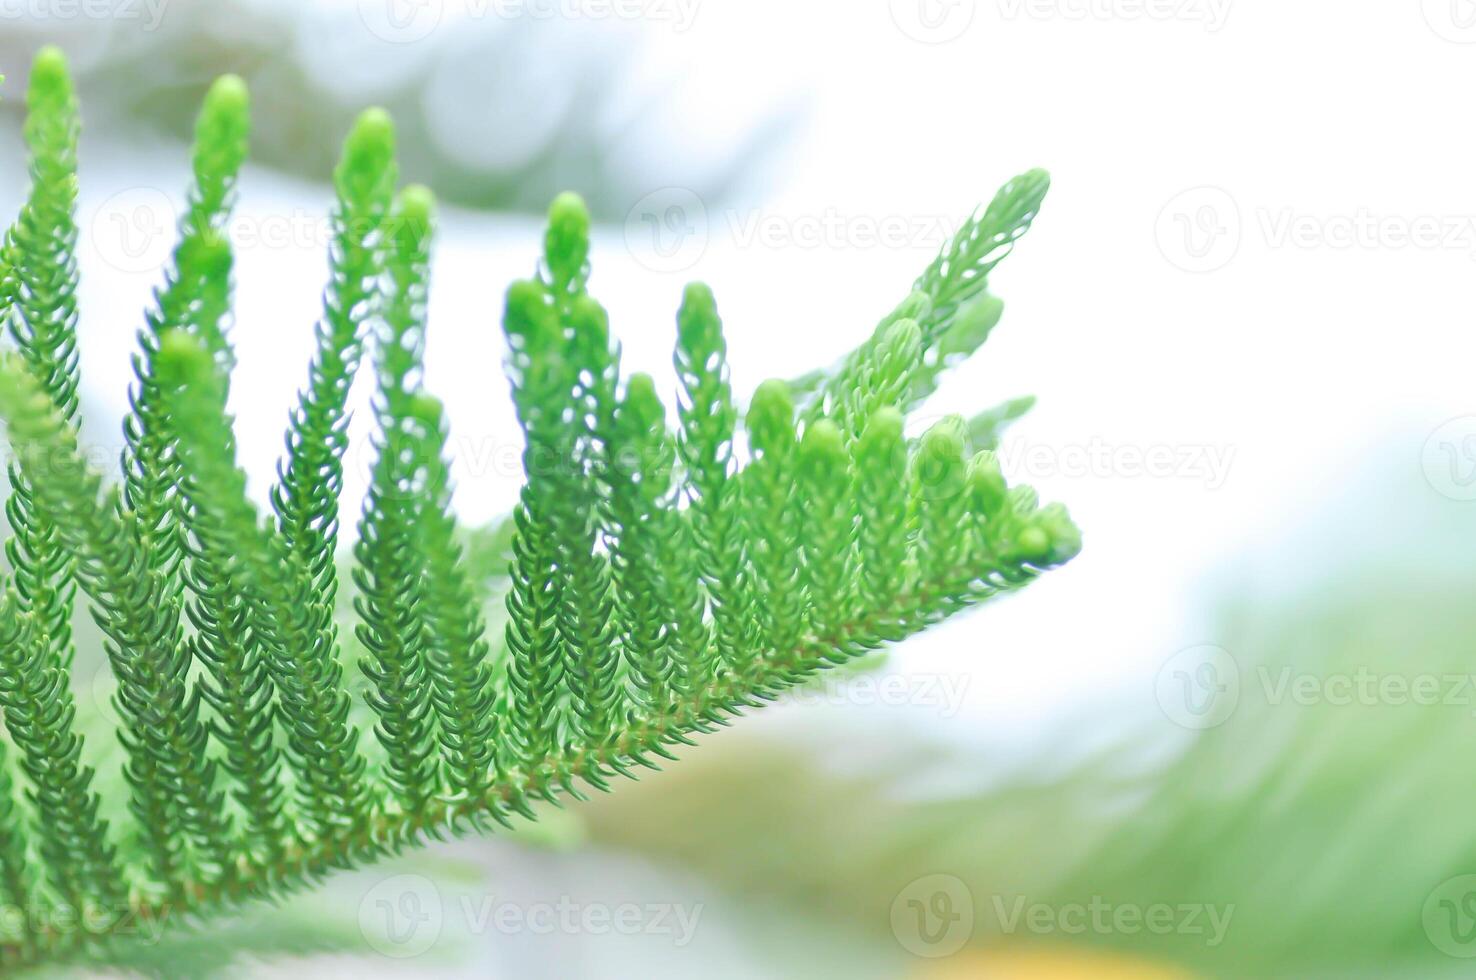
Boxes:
[0,48,1080,973]
[4,45,83,690]
[353,187,441,815]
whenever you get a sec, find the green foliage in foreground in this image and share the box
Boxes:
[0,47,1078,971]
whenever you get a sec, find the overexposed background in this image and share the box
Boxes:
[2,2,1476,976]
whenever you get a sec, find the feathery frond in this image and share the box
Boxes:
[0,48,1079,973]
[121,74,250,577]
[0,584,124,913]
[4,46,82,686]
[0,352,233,894]
[354,186,440,814]
[264,108,398,839]
[674,283,754,679]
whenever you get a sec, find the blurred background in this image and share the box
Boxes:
[5,1,1476,976]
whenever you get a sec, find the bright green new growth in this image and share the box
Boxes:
[0,49,125,922]
[354,185,440,815]
[4,46,82,706]
[0,48,1079,971]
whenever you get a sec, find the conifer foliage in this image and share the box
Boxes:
[0,48,1079,969]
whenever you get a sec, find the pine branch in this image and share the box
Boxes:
[121,74,250,577]
[0,521,1067,968]
[354,186,440,814]
[500,279,574,778]
[854,407,911,622]
[674,283,755,679]
[173,236,289,866]
[0,586,126,914]
[742,380,807,662]
[802,169,1049,425]
[608,374,682,715]
[0,355,233,895]
[528,195,625,757]
[0,47,1080,973]
[4,46,82,681]
[0,736,36,947]
[265,108,398,838]
[449,171,1050,577]
[556,294,625,756]
[165,325,368,851]
[796,420,859,636]
[411,393,502,808]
